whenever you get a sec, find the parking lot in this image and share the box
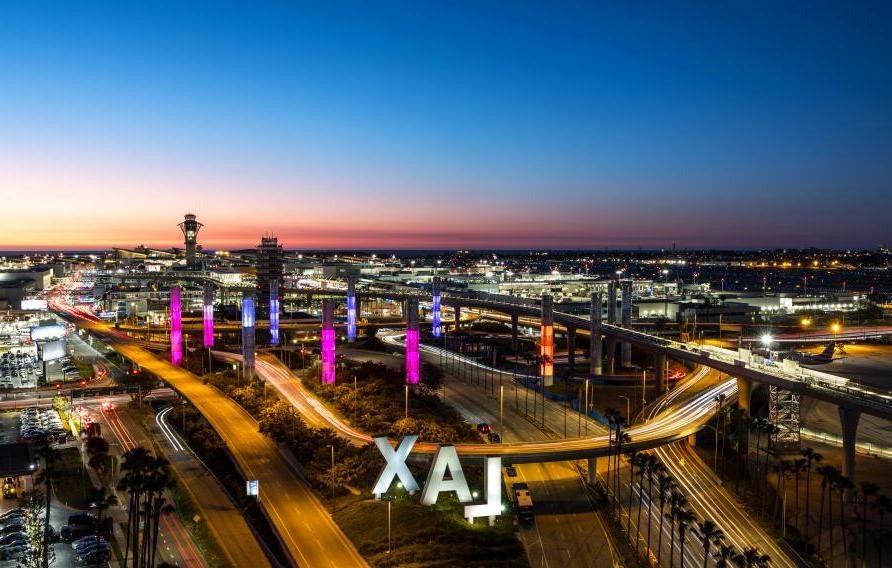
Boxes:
[0,352,40,391]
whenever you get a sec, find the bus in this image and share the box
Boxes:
[512,482,535,524]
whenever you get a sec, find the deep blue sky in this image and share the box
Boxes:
[1,1,890,249]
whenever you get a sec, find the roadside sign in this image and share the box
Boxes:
[246,479,259,497]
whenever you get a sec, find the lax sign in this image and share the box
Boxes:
[371,435,503,524]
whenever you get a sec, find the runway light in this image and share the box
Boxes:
[760,333,773,346]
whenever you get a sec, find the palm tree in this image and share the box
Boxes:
[834,472,854,565]
[801,447,823,542]
[713,542,738,568]
[789,457,807,535]
[34,441,59,568]
[614,430,630,518]
[119,447,152,567]
[91,486,118,538]
[627,450,640,537]
[713,393,726,472]
[872,494,892,567]
[857,481,878,567]
[633,453,649,554]
[772,459,793,530]
[751,417,766,490]
[734,546,771,567]
[676,508,697,568]
[604,407,619,497]
[643,455,660,557]
[695,519,725,568]
[656,471,675,566]
[817,464,839,562]
[730,408,749,493]
[666,490,688,568]
[759,423,778,515]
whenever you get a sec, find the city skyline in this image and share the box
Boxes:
[2,2,891,250]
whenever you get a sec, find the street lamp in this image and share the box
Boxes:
[329,445,336,514]
[618,395,630,422]
[761,333,774,362]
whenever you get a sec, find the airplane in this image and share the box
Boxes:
[783,342,837,364]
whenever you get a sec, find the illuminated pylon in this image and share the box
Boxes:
[346,277,357,342]
[540,295,554,386]
[202,282,214,348]
[405,298,420,384]
[321,299,336,384]
[170,286,183,365]
[431,276,442,337]
[269,278,280,346]
[242,295,255,380]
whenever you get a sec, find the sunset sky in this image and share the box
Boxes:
[1,2,890,250]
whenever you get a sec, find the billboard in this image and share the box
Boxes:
[40,339,66,362]
[20,299,48,311]
[30,324,66,341]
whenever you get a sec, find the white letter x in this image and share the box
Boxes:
[372,435,419,497]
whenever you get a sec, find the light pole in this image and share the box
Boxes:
[387,499,392,555]
[404,385,409,420]
[618,395,630,423]
[329,445,336,514]
[584,379,590,436]
[499,384,504,429]
[641,370,647,408]
[353,375,357,424]
[761,333,773,362]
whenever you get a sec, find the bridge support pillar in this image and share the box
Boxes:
[736,377,752,412]
[567,327,576,375]
[654,353,666,395]
[687,433,697,447]
[839,406,861,498]
[621,280,632,368]
[589,293,602,376]
[606,339,617,375]
[587,457,598,486]
[607,281,617,325]
[511,313,519,353]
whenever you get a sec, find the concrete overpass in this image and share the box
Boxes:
[290,285,892,488]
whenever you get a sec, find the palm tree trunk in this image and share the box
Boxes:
[794,470,801,533]
[627,462,635,536]
[43,480,52,568]
[861,496,868,568]
[151,506,162,568]
[646,474,654,558]
[636,476,644,554]
[828,485,835,564]
[669,518,676,568]
[702,540,711,568]
[805,466,813,542]
[124,492,134,567]
[839,489,848,564]
[753,428,762,496]
[605,429,613,496]
[679,529,687,568]
[658,498,666,565]
[818,483,826,557]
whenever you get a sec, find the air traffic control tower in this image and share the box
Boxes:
[178,213,203,269]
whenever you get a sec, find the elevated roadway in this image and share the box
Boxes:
[49,297,368,568]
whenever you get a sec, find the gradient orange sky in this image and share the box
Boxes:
[2,3,890,250]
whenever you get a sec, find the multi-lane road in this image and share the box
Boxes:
[50,296,368,568]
